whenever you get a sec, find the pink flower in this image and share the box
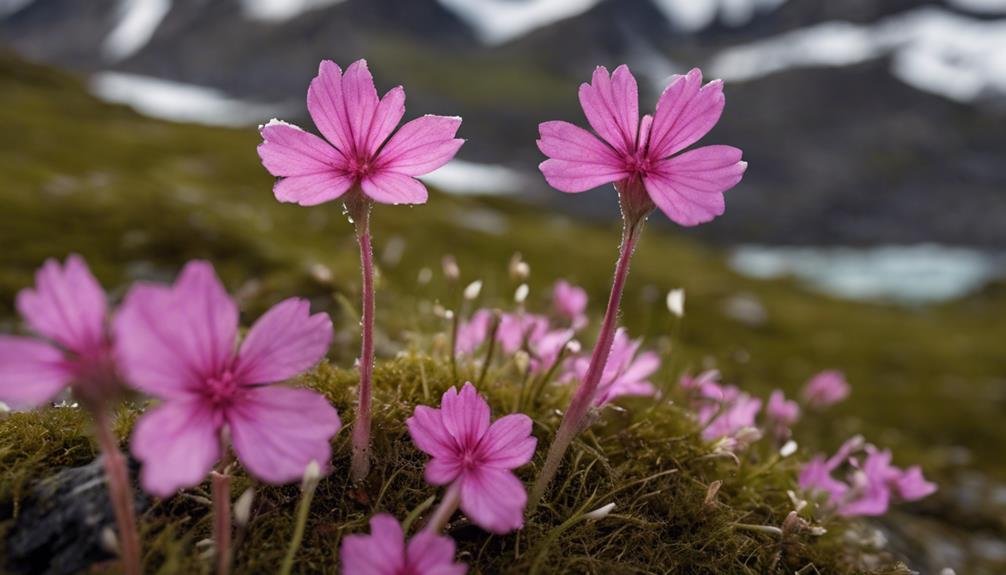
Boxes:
[800,437,936,517]
[679,369,721,396]
[0,255,120,409]
[115,261,341,497]
[538,66,746,226]
[258,59,464,206]
[454,310,550,357]
[802,370,850,409]
[765,389,800,439]
[567,328,658,406]
[552,280,588,328]
[700,390,762,442]
[455,309,494,356]
[340,514,467,575]
[406,383,537,534]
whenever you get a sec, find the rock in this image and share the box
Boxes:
[5,456,148,575]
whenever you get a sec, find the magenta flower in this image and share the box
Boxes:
[454,310,551,357]
[699,389,762,442]
[538,66,746,226]
[800,437,936,517]
[552,280,588,328]
[115,261,341,496]
[0,255,118,409]
[802,370,850,409]
[765,389,800,439]
[406,383,537,534]
[566,327,658,407]
[340,514,467,575]
[258,59,464,206]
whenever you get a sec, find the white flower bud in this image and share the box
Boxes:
[666,288,685,318]
[463,280,483,301]
[565,340,582,354]
[584,502,615,521]
[234,487,255,527]
[442,255,460,281]
[780,439,798,458]
[417,267,433,285]
[514,350,531,373]
[514,283,529,304]
[302,460,321,490]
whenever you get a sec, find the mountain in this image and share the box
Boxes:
[2,0,1005,247]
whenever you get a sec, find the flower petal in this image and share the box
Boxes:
[407,405,457,459]
[16,255,107,354]
[648,68,725,159]
[407,531,467,575]
[537,120,628,193]
[439,383,490,449]
[477,413,536,470]
[113,261,237,398]
[341,59,382,157]
[227,385,341,485]
[577,65,639,156]
[258,119,344,177]
[339,514,406,575]
[361,171,429,205]
[131,398,220,497]
[643,145,746,226]
[307,60,353,155]
[0,336,71,409]
[424,457,462,486]
[364,86,406,158]
[538,158,628,194]
[459,467,527,534]
[273,171,355,206]
[374,115,464,176]
[234,298,332,385]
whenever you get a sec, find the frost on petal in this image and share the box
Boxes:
[131,398,220,497]
[235,298,332,385]
[537,121,627,194]
[374,115,464,177]
[273,171,355,206]
[459,466,527,534]
[644,145,746,227]
[306,60,353,155]
[364,86,406,158]
[361,171,429,205]
[577,65,639,156]
[539,158,628,194]
[113,261,237,398]
[227,385,341,485]
[407,531,468,575]
[407,405,458,460]
[648,68,725,159]
[0,335,71,409]
[339,514,406,575]
[258,120,344,177]
[439,383,490,449]
[477,413,536,470]
[16,255,107,354]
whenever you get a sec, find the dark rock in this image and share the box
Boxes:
[5,456,149,575]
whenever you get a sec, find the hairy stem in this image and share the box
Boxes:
[212,435,233,575]
[424,481,462,534]
[92,407,141,575]
[350,198,375,484]
[528,216,643,511]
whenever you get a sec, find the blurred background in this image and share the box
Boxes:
[0,0,1004,572]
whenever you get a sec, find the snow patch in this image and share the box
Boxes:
[729,244,1005,304]
[420,160,530,196]
[947,0,1006,14]
[710,7,1006,103]
[651,0,787,32]
[90,72,289,127]
[436,0,603,45]
[103,0,172,62]
[240,0,345,22]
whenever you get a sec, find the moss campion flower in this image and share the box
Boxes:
[538,66,746,226]
[340,514,467,575]
[115,261,340,497]
[530,65,745,508]
[259,59,463,483]
[407,383,537,534]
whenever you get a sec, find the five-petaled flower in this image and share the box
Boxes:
[258,59,464,206]
[538,65,746,225]
[115,261,341,497]
[340,514,467,575]
[407,382,537,534]
[0,255,120,409]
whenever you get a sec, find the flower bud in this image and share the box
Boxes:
[463,280,483,301]
[514,283,529,304]
[666,288,685,318]
[584,503,616,521]
[442,255,460,282]
[234,487,255,527]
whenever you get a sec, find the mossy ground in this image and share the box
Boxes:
[0,53,1003,573]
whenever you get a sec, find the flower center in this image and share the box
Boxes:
[347,154,374,179]
[460,447,484,471]
[625,152,653,178]
[206,370,240,407]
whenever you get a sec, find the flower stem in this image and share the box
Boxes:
[423,482,462,534]
[92,407,141,575]
[475,310,501,388]
[278,469,320,575]
[212,435,233,575]
[528,216,644,512]
[349,197,375,484]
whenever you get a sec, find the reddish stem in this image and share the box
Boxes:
[423,481,462,534]
[212,466,232,575]
[350,198,375,483]
[528,215,644,511]
[92,407,142,575]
